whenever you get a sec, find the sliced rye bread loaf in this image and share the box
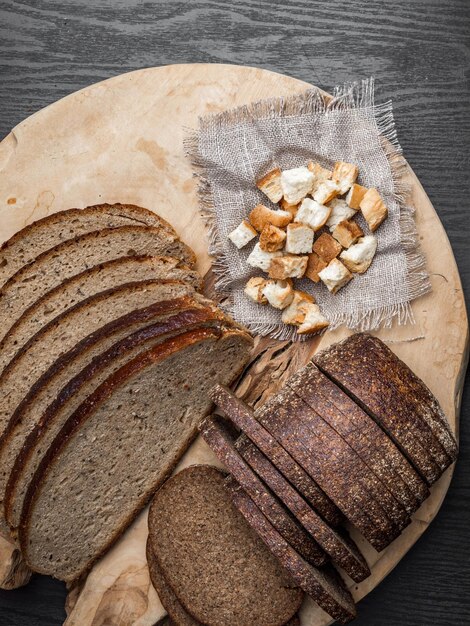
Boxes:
[20,328,253,582]
[313,336,450,484]
[226,477,357,625]
[0,225,196,344]
[147,465,302,626]
[0,255,201,376]
[3,306,228,534]
[210,385,343,528]
[255,389,398,551]
[0,203,177,288]
[199,415,327,567]
[3,295,210,530]
[235,435,370,583]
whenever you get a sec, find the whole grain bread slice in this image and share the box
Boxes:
[0,225,196,344]
[199,415,327,567]
[0,255,201,376]
[210,385,343,528]
[226,477,357,625]
[0,203,177,288]
[147,465,302,626]
[20,328,253,582]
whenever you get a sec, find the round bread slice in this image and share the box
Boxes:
[0,224,196,345]
[19,328,253,582]
[198,415,327,567]
[226,477,357,625]
[0,255,202,376]
[147,465,303,626]
[0,203,177,288]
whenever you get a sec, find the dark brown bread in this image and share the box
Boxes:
[255,388,398,551]
[313,334,451,484]
[226,477,357,625]
[235,434,370,583]
[210,385,343,528]
[199,415,327,567]
[20,328,253,581]
[148,465,303,626]
[287,364,415,521]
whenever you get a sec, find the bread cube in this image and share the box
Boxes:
[360,188,388,231]
[246,242,283,272]
[244,277,268,304]
[285,223,314,254]
[297,303,330,335]
[256,168,283,203]
[313,180,340,204]
[332,219,364,248]
[228,220,258,249]
[281,290,316,325]
[312,232,342,263]
[262,279,294,309]
[326,199,356,231]
[269,255,308,279]
[249,204,292,232]
[307,162,333,194]
[340,235,378,273]
[280,167,314,204]
[332,161,359,194]
[259,224,287,252]
[346,183,368,209]
[295,198,331,232]
[279,197,299,219]
[305,252,328,283]
[318,258,353,294]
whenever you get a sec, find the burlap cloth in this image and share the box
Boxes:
[186,78,431,340]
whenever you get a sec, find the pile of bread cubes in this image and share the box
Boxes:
[228,161,388,335]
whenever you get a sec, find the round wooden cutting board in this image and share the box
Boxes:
[0,64,467,626]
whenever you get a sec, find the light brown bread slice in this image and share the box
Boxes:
[0,225,196,344]
[0,203,177,288]
[226,477,357,625]
[0,255,201,376]
[147,465,302,626]
[19,329,253,582]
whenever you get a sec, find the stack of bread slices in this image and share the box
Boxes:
[0,203,253,583]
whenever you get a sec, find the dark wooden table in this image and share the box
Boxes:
[0,1,469,624]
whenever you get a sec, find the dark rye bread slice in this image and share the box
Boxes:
[226,477,357,625]
[3,295,210,530]
[210,385,343,528]
[0,203,177,288]
[0,224,196,344]
[255,389,397,552]
[287,365,416,520]
[20,328,253,582]
[313,336,450,485]
[3,306,228,533]
[0,255,201,376]
[288,363,428,511]
[199,415,327,567]
[147,465,302,626]
[235,435,370,583]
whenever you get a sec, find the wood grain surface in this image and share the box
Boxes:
[0,1,469,625]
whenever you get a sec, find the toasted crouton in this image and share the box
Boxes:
[279,197,300,218]
[295,198,331,232]
[340,235,378,273]
[269,255,308,279]
[307,162,333,195]
[332,219,364,248]
[360,188,388,231]
[281,290,316,325]
[256,168,283,203]
[305,252,328,283]
[259,224,287,252]
[249,204,292,232]
[280,167,314,204]
[285,223,314,254]
[326,199,356,231]
[313,180,340,205]
[228,219,257,249]
[346,183,368,209]
[262,279,294,309]
[312,232,342,263]
[318,258,353,294]
[244,277,268,304]
[246,242,283,272]
[332,161,359,194]
[297,303,330,335]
